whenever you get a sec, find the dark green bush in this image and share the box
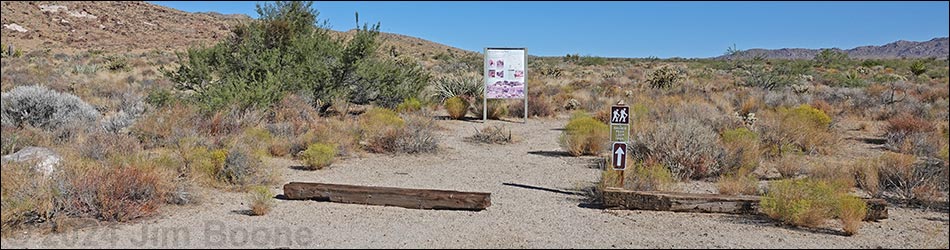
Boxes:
[162,1,429,111]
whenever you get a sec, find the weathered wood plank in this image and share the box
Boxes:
[283,182,491,211]
[602,188,887,221]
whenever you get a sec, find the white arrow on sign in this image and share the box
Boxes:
[614,146,625,167]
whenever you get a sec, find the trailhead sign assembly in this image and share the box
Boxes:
[484,48,528,123]
[610,104,629,171]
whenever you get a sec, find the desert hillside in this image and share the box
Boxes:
[0,1,247,52]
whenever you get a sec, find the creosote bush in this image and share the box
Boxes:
[559,112,608,156]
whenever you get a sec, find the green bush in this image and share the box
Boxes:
[559,112,608,156]
[444,96,469,120]
[163,1,429,111]
[909,60,927,76]
[299,143,336,170]
[396,97,423,113]
[761,178,864,234]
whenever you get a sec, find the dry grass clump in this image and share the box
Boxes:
[246,185,274,216]
[467,125,514,144]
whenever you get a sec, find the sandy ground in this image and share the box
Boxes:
[2,116,948,249]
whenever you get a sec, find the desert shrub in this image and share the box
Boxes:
[1,126,50,155]
[103,55,129,72]
[633,119,722,180]
[1,85,100,130]
[471,99,509,120]
[717,172,758,195]
[381,114,439,154]
[735,60,796,90]
[720,128,761,175]
[813,49,849,68]
[839,195,867,236]
[884,113,940,157]
[761,105,836,156]
[163,2,428,111]
[559,112,608,156]
[877,152,943,201]
[1,162,57,232]
[625,161,674,191]
[132,104,201,149]
[396,97,423,113]
[218,143,263,186]
[63,161,172,222]
[177,141,228,187]
[298,143,336,170]
[444,96,469,120]
[508,91,556,118]
[774,154,806,178]
[360,107,404,138]
[305,118,360,157]
[77,131,142,162]
[247,186,274,216]
[145,88,175,108]
[648,66,682,89]
[760,178,851,229]
[467,125,513,144]
[851,158,882,197]
[359,109,437,154]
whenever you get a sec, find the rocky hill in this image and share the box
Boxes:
[718,37,948,60]
[0,1,248,52]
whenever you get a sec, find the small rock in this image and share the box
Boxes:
[3,23,29,33]
[1,147,61,176]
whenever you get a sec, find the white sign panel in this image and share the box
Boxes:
[485,48,526,99]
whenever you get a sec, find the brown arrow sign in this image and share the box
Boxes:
[612,142,627,170]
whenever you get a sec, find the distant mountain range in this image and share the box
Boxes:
[716,37,949,60]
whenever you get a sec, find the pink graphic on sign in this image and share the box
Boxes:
[489,70,496,78]
[489,60,494,67]
[497,60,504,69]
[514,70,524,78]
[486,80,525,99]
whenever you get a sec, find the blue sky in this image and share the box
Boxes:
[149,1,949,58]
